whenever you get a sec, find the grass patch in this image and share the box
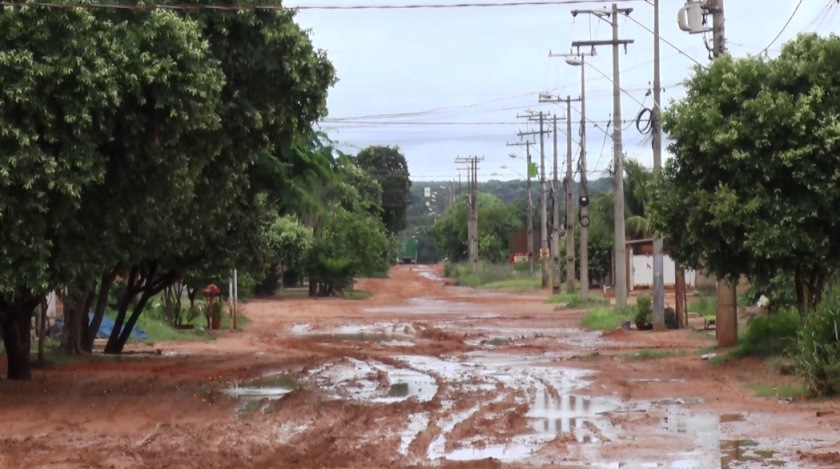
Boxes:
[689,295,716,316]
[446,262,540,291]
[620,349,679,360]
[546,293,578,304]
[745,382,808,399]
[343,290,372,300]
[481,277,541,292]
[557,298,609,311]
[277,288,309,298]
[581,306,635,331]
[713,310,801,364]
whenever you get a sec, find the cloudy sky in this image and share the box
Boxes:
[289,0,837,182]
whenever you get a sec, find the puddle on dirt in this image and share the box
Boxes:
[446,444,533,462]
[308,358,438,403]
[527,392,619,443]
[222,373,297,401]
[364,297,487,315]
[399,413,430,455]
[629,378,688,383]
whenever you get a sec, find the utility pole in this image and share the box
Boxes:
[551,47,596,301]
[652,0,665,331]
[709,0,736,347]
[572,3,634,307]
[518,112,552,289]
[508,140,535,274]
[552,114,562,294]
[455,156,483,270]
[564,97,576,294]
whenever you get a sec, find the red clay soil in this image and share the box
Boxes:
[1,264,839,468]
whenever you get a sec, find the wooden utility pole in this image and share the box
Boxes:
[508,140,535,274]
[572,3,634,307]
[518,113,552,289]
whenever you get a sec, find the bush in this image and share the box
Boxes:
[582,305,635,331]
[733,309,800,358]
[635,295,652,324]
[791,292,840,396]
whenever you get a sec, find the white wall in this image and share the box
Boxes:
[630,254,695,290]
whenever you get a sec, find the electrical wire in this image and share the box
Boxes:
[0,0,642,11]
[622,13,704,67]
[593,120,611,175]
[758,0,805,57]
[635,107,652,134]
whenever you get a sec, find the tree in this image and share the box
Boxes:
[305,157,390,295]
[433,193,518,264]
[0,7,170,378]
[265,216,314,292]
[650,33,840,317]
[355,146,412,235]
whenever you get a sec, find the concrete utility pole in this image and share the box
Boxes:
[455,156,483,270]
[551,47,596,301]
[518,112,552,289]
[552,114,562,294]
[564,97,576,294]
[652,0,665,331]
[709,0,736,348]
[508,140,535,274]
[573,3,634,307]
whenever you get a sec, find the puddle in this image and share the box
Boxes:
[446,444,532,462]
[527,392,619,442]
[399,413,430,455]
[629,378,688,383]
[308,358,438,403]
[364,297,488,315]
[222,373,297,401]
[652,397,705,406]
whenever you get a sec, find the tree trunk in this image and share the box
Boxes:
[84,270,118,353]
[37,297,47,364]
[308,279,317,297]
[794,268,806,320]
[110,292,153,353]
[63,283,92,356]
[105,266,145,354]
[1,292,39,380]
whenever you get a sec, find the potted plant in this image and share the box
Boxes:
[634,295,654,331]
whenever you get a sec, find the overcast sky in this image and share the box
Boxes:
[289,0,838,182]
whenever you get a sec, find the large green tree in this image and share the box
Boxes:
[354,145,412,235]
[650,33,840,317]
[433,193,518,263]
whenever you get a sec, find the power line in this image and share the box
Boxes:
[622,13,704,67]
[758,0,805,56]
[0,0,642,11]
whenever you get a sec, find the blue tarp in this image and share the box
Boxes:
[88,312,149,340]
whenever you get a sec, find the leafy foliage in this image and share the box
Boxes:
[354,145,412,235]
[651,34,840,316]
[791,290,840,396]
[433,193,519,263]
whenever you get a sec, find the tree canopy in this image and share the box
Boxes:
[433,193,519,264]
[354,145,412,235]
[0,3,335,379]
[650,33,840,316]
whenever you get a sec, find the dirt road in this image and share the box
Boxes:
[2,265,839,468]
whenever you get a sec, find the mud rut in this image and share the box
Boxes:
[2,265,840,469]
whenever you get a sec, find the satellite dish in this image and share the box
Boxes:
[677,1,711,35]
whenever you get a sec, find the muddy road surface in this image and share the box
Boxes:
[2,265,840,468]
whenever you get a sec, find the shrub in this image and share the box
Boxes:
[791,292,840,396]
[635,295,652,324]
[736,309,800,357]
